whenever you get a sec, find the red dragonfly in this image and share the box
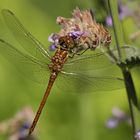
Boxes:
[0,9,125,135]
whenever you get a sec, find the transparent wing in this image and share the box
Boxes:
[0,39,124,93]
[55,72,124,93]
[63,46,137,75]
[63,52,112,74]
[57,46,136,93]
[0,39,50,83]
[1,9,51,62]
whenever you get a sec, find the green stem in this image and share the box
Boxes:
[122,69,138,140]
[107,0,124,60]
[107,1,139,138]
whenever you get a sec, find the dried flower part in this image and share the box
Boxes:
[49,8,111,55]
[0,107,36,140]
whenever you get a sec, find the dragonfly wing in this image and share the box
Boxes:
[56,71,124,93]
[61,50,124,93]
[63,52,112,73]
[0,39,50,83]
[1,9,51,62]
[63,46,136,75]
[63,53,122,79]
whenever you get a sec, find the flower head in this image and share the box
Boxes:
[135,129,140,140]
[49,8,111,54]
[106,1,133,26]
[106,107,131,129]
[0,106,37,140]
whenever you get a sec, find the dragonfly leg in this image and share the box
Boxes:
[69,53,76,58]
[76,48,89,55]
[68,48,89,58]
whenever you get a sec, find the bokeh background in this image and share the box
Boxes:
[0,0,140,140]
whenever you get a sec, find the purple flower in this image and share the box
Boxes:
[48,7,111,51]
[118,2,133,19]
[0,106,36,140]
[106,16,113,26]
[106,107,131,129]
[68,31,84,39]
[106,118,119,128]
[135,129,140,140]
[106,2,133,26]
[49,44,57,51]
[20,121,30,132]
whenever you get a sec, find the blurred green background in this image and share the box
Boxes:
[0,0,140,140]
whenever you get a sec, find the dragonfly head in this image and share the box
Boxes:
[58,35,75,50]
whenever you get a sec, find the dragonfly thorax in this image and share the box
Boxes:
[49,48,68,72]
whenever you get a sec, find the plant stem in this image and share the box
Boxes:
[122,69,139,139]
[107,0,123,60]
[107,0,139,139]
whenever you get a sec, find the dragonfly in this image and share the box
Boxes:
[0,9,126,135]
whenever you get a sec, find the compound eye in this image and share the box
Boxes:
[59,38,68,48]
[59,38,64,46]
[58,38,64,45]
